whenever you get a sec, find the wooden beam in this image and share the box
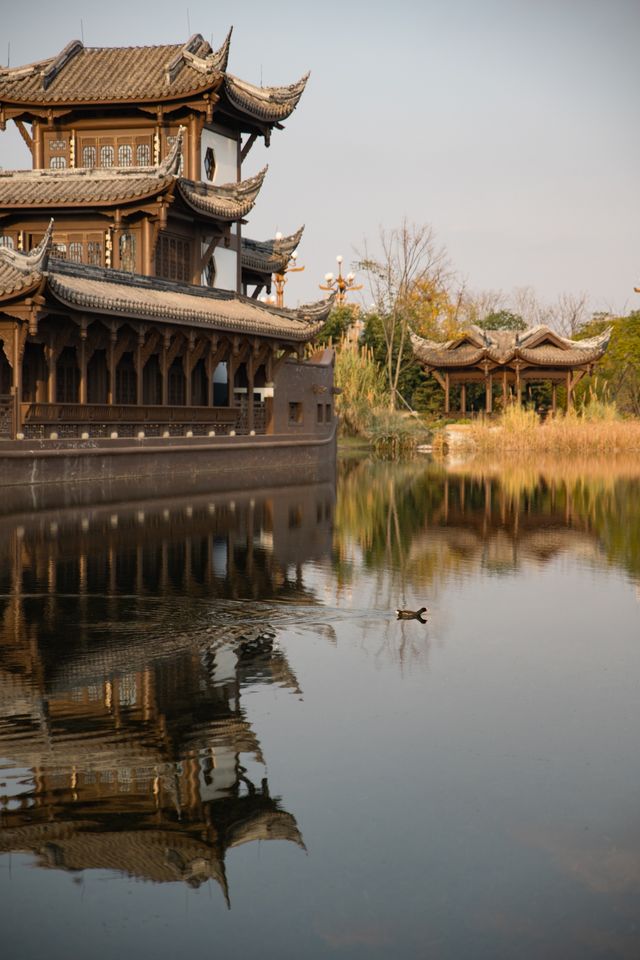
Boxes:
[199,233,221,273]
[14,120,33,150]
[240,133,258,162]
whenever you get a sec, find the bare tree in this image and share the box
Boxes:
[553,292,590,337]
[357,220,449,409]
[509,286,552,328]
[457,288,506,327]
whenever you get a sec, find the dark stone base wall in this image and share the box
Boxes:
[0,429,337,512]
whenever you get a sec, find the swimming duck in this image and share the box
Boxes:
[395,606,428,621]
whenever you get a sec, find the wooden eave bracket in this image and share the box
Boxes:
[199,233,223,272]
[14,119,32,149]
[240,132,258,162]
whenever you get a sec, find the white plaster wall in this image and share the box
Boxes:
[212,246,238,292]
[201,129,237,184]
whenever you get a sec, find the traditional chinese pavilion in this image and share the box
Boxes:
[411,324,611,414]
[0,31,335,479]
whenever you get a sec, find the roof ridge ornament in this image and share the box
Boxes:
[42,39,83,90]
[0,218,53,273]
[210,26,233,73]
[157,127,185,177]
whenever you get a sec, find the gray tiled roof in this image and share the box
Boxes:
[177,167,267,220]
[241,227,304,275]
[0,166,174,207]
[0,35,225,103]
[0,237,333,340]
[0,164,265,221]
[0,32,307,126]
[223,73,309,123]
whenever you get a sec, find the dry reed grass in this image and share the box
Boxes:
[467,404,640,454]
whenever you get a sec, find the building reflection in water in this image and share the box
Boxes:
[0,484,334,902]
[335,458,640,588]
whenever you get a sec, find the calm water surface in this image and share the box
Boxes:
[1,456,639,959]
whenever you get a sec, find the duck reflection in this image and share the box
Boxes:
[0,484,334,901]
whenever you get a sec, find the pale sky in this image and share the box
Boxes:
[1,0,638,314]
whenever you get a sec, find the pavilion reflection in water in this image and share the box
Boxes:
[0,483,334,901]
[424,471,600,571]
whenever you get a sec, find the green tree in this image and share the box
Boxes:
[577,311,640,416]
[479,310,527,331]
[317,305,359,346]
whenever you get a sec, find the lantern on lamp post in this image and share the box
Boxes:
[319,255,363,305]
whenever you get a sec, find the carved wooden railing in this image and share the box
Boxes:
[0,394,13,437]
[21,402,239,426]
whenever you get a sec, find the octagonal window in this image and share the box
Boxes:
[204,146,216,182]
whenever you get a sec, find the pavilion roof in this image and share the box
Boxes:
[0,31,307,127]
[0,232,333,342]
[411,324,612,369]
[241,226,304,275]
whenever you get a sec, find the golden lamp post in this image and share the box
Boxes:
[272,232,304,308]
[319,255,363,305]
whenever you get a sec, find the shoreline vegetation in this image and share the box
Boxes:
[436,403,640,456]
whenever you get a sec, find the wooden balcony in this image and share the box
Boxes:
[21,402,239,427]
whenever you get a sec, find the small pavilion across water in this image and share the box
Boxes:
[411,325,611,414]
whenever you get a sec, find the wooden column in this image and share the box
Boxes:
[460,382,466,415]
[552,382,557,415]
[184,336,194,407]
[136,331,144,405]
[502,369,508,408]
[142,218,153,277]
[566,369,573,411]
[264,349,275,435]
[247,355,256,433]
[108,329,117,404]
[485,373,493,413]
[33,121,44,169]
[13,324,23,436]
[161,334,170,406]
[227,347,238,408]
[444,372,450,415]
[46,344,57,403]
[78,333,88,405]
[515,364,522,405]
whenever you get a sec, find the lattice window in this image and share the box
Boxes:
[136,143,150,166]
[87,240,103,266]
[118,144,133,167]
[49,156,67,169]
[0,235,14,249]
[68,242,83,263]
[155,234,191,283]
[49,139,67,152]
[204,146,216,181]
[119,233,136,272]
[52,241,67,259]
[81,145,96,168]
[100,145,114,168]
